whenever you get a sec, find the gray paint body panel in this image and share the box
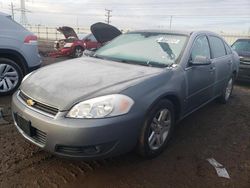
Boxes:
[12,30,240,159]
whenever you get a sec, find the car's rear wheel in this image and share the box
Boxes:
[0,58,23,96]
[137,99,175,158]
[217,75,234,104]
[73,46,83,58]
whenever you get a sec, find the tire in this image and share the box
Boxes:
[0,58,23,96]
[137,99,175,158]
[72,46,83,58]
[217,75,234,104]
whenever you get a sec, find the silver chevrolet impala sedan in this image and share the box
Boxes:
[12,23,239,159]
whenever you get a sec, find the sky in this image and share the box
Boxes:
[0,0,250,32]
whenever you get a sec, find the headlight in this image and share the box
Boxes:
[66,94,134,119]
[64,43,73,48]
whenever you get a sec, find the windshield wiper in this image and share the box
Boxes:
[146,61,169,68]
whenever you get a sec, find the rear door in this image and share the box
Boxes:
[185,35,215,112]
[208,36,232,96]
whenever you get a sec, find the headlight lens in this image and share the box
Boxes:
[66,94,134,119]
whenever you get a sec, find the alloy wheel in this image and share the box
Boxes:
[75,48,83,57]
[0,63,19,92]
[148,108,171,150]
[225,78,233,101]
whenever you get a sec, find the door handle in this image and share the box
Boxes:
[210,66,216,70]
[209,66,216,72]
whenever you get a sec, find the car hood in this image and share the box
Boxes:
[90,22,122,44]
[21,57,163,111]
[237,51,250,63]
[57,26,78,39]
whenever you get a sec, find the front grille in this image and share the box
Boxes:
[19,91,59,116]
[14,113,47,146]
[56,145,101,155]
[32,128,47,145]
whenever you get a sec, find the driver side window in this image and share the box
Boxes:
[191,35,210,62]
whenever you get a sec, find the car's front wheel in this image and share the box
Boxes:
[73,46,83,58]
[0,58,23,96]
[217,75,234,104]
[137,99,175,158]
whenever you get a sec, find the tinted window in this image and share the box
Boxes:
[209,36,226,58]
[224,42,232,54]
[191,35,210,61]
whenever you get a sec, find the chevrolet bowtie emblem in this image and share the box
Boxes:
[26,99,35,106]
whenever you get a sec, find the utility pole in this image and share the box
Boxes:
[10,2,15,20]
[105,9,112,24]
[169,15,173,30]
[20,0,28,25]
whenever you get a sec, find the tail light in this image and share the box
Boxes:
[24,35,38,44]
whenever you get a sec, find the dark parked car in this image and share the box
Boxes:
[232,39,250,81]
[0,12,41,96]
[12,29,239,159]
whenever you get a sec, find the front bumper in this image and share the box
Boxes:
[12,92,143,159]
[237,62,250,82]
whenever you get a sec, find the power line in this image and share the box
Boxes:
[105,9,112,24]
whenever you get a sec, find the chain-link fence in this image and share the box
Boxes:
[26,25,250,45]
[25,25,90,41]
[26,25,250,51]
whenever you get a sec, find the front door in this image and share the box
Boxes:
[185,35,215,113]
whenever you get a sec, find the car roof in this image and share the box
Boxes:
[0,12,11,17]
[128,29,192,36]
[235,38,250,42]
[127,29,220,37]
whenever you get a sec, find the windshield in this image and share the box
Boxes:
[232,40,250,52]
[95,32,188,67]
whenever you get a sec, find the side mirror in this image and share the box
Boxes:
[190,56,211,65]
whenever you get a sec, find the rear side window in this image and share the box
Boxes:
[209,36,226,58]
[224,43,232,54]
[191,35,210,60]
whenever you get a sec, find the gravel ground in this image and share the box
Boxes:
[0,56,249,188]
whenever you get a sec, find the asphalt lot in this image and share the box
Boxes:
[0,56,250,188]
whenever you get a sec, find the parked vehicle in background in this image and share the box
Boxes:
[51,23,121,58]
[51,26,85,58]
[0,12,41,96]
[232,39,250,82]
[81,33,102,50]
[12,29,239,159]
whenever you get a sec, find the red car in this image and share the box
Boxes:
[50,23,121,58]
